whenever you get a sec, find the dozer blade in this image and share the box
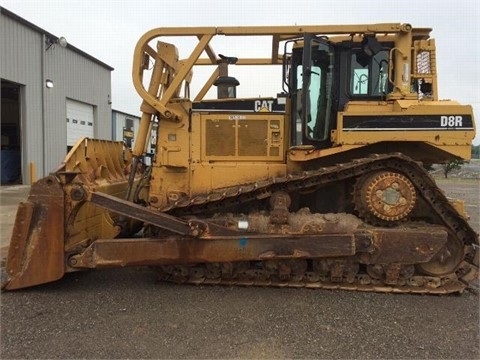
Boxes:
[2,138,137,291]
[2,176,65,290]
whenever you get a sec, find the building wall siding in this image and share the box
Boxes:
[43,44,112,172]
[1,9,112,183]
[1,14,45,182]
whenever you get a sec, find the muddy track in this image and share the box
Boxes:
[156,153,479,294]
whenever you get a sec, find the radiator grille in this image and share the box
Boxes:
[238,120,268,156]
[206,120,235,156]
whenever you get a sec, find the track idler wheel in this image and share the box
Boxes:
[416,235,465,276]
[354,171,416,225]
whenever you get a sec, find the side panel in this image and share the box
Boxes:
[201,113,285,162]
[335,103,475,160]
[147,112,288,210]
[194,112,287,191]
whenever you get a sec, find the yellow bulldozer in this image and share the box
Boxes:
[2,23,478,294]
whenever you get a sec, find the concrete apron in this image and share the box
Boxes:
[1,185,30,261]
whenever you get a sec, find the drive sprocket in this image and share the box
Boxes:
[354,170,416,225]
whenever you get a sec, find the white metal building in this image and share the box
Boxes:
[1,7,113,184]
[112,110,155,165]
[112,110,141,150]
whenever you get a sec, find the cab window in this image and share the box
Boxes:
[350,50,390,96]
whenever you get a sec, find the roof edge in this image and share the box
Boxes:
[112,109,141,118]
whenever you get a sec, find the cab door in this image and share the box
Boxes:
[290,35,336,148]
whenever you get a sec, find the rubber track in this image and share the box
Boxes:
[157,153,479,294]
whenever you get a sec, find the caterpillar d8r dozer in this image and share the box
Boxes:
[2,23,478,294]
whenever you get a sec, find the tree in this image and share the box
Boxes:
[422,163,434,172]
[441,159,464,178]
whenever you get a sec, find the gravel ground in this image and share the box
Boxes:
[1,174,479,359]
[1,268,479,359]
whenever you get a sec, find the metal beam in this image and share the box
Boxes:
[89,191,192,235]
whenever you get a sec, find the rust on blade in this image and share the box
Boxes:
[4,201,34,275]
[3,176,65,290]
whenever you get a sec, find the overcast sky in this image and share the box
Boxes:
[2,0,479,144]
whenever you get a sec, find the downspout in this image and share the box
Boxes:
[41,34,47,180]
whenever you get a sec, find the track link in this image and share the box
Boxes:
[157,262,467,295]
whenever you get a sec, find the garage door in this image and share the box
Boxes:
[66,99,94,146]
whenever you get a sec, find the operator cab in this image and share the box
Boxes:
[285,35,393,148]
